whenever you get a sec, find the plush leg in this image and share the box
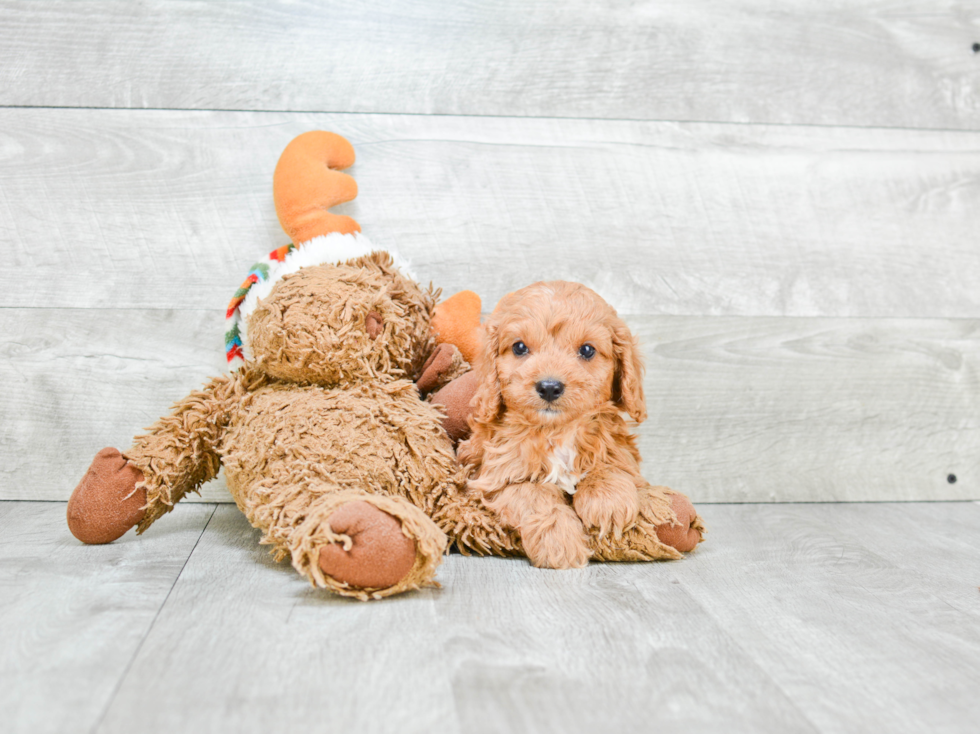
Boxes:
[123,372,256,533]
[234,483,448,600]
[431,475,522,558]
[67,448,147,544]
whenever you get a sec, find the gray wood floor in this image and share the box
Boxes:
[3,500,979,734]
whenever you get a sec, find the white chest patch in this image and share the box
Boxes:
[544,440,585,495]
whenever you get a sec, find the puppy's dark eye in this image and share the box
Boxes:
[512,341,529,356]
[578,344,596,360]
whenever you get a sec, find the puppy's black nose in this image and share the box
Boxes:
[535,379,565,402]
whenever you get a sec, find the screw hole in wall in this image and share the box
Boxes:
[973,42,980,53]
[947,474,957,484]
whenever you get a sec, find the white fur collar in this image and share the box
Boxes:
[236,232,415,364]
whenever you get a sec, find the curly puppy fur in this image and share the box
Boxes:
[459,281,699,569]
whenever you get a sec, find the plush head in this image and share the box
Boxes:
[471,281,645,426]
[240,246,435,387]
[224,132,437,388]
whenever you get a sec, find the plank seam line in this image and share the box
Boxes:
[87,503,218,734]
[1,103,979,136]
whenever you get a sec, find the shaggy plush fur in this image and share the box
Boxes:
[124,252,457,599]
[458,281,704,569]
[246,252,433,386]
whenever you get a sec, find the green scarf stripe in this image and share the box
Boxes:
[224,323,241,348]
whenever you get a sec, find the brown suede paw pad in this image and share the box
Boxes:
[318,501,417,589]
[416,343,457,396]
[428,370,479,443]
[67,447,147,545]
[654,494,703,553]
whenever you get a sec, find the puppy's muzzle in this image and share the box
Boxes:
[535,379,565,402]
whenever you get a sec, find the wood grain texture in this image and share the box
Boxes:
[4,308,976,503]
[95,505,459,734]
[635,316,980,502]
[96,506,820,734]
[0,308,233,503]
[677,503,980,733]
[0,501,968,733]
[771,502,980,620]
[0,501,215,734]
[3,108,980,318]
[436,549,818,734]
[0,1,978,130]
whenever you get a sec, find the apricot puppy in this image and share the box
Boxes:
[459,281,654,569]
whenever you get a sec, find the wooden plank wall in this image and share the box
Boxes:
[1,1,977,503]
[2,1,979,129]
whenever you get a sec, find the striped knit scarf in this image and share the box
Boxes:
[224,243,295,366]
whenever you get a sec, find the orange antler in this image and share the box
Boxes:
[273,131,361,244]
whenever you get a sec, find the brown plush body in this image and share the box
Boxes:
[71,252,459,598]
[159,375,455,594]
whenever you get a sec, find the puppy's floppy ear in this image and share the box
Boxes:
[470,321,504,424]
[611,319,647,423]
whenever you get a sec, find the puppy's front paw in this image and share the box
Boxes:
[573,477,640,540]
[520,509,591,569]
